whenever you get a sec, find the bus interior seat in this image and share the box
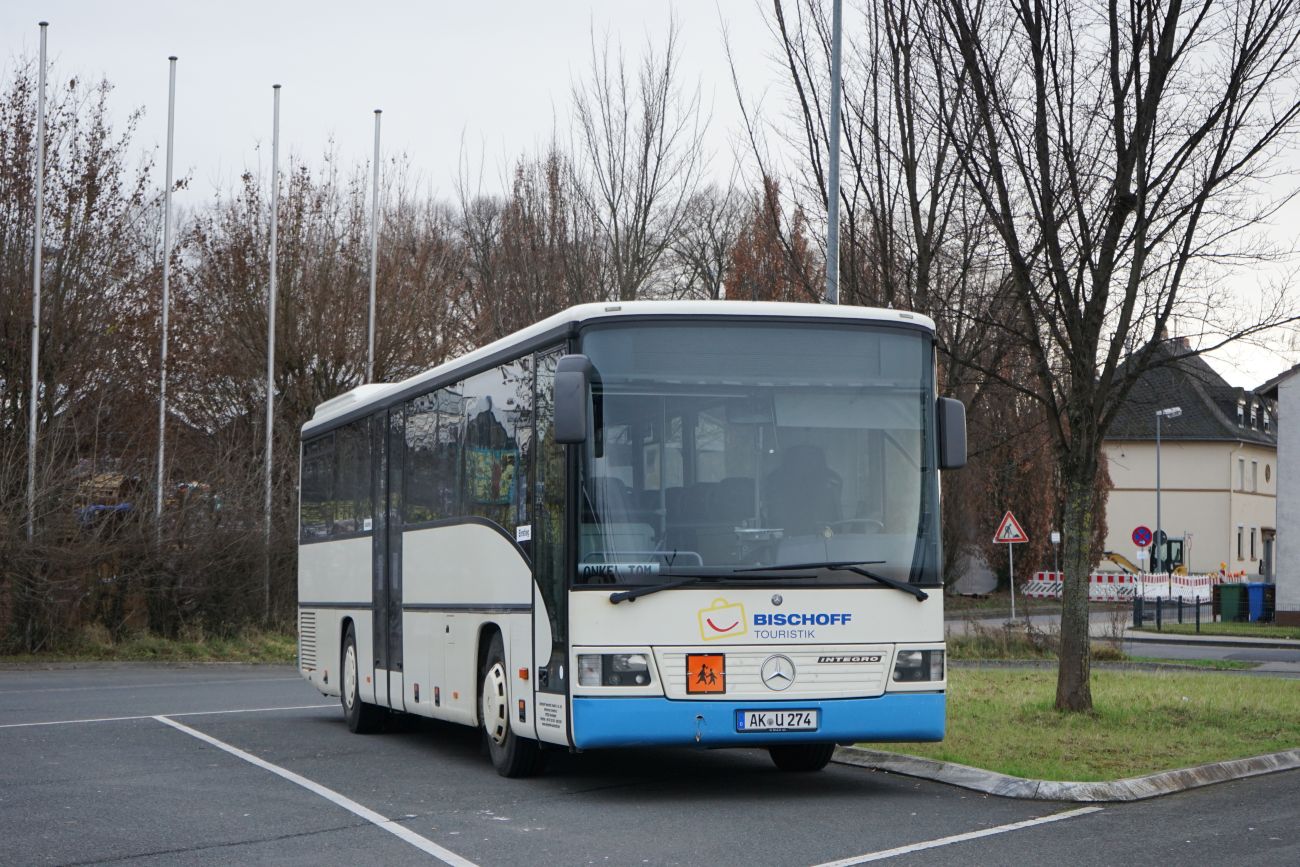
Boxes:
[580,476,656,568]
[763,444,842,535]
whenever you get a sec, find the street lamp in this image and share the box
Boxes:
[1155,406,1182,575]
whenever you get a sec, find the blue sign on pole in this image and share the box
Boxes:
[1132,525,1152,548]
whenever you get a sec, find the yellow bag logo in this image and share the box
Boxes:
[698,598,747,641]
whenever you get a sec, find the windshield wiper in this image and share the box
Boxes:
[735,561,928,601]
[609,576,703,604]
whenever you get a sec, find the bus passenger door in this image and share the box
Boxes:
[371,408,405,711]
[533,348,571,746]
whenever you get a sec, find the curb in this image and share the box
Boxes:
[832,746,1300,802]
[1124,631,1300,650]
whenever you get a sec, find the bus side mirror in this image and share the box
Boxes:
[937,397,967,470]
[555,354,595,444]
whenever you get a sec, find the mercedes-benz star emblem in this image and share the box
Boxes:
[771,594,783,606]
[760,654,796,691]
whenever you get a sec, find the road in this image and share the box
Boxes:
[948,610,1300,672]
[1,664,1296,866]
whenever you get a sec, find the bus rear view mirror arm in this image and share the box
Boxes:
[937,397,967,470]
[555,354,597,445]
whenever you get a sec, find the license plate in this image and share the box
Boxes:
[735,709,819,732]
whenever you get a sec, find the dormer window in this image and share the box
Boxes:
[1264,410,1271,433]
[1250,403,1258,428]
[1237,402,1245,426]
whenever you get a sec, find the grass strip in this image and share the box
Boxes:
[2,628,297,665]
[1124,657,1255,671]
[1134,622,1300,641]
[876,668,1300,781]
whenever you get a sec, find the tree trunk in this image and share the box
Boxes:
[1055,452,1098,712]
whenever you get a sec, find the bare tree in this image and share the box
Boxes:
[666,182,745,299]
[745,1,1029,586]
[934,0,1300,710]
[572,19,706,300]
[0,61,171,649]
[728,174,823,301]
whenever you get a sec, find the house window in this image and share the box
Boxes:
[1264,411,1271,433]
[1251,460,1258,492]
[1250,527,1257,561]
[1237,525,1244,560]
[1237,402,1245,426]
[1238,458,1246,491]
[1250,403,1257,428]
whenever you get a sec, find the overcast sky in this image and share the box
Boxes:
[1,1,773,198]
[3,0,1296,388]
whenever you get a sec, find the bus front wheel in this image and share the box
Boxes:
[768,743,836,772]
[480,632,543,778]
[342,625,384,734]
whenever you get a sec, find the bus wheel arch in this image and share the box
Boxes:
[341,620,383,734]
[477,627,543,777]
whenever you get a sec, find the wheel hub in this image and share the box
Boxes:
[481,662,508,746]
[344,644,357,710]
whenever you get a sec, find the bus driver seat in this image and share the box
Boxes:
[763,444,842,536]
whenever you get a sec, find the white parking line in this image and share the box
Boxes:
[154,715,477,867]
[0,675,302,694]
[0,704,334,729]
[811,806,1103,865]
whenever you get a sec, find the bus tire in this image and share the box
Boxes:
[768,743,836,772]
[342,625,384,734]
[480,632,543,778]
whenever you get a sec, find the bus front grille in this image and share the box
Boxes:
[656,645,891,700]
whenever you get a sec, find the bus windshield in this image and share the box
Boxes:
[576,321,940,587]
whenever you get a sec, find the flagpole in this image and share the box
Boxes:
[825,0,842,305]
[264,84,281,621]
[367,109,381,383]
[155,56,177,532]
[26,21,48,542]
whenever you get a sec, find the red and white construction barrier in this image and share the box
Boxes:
[1021,571,1138,600]
[1135,572,1217,602]
[1020,571,1218,602]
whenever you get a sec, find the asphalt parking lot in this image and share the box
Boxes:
[2,664,1296,866]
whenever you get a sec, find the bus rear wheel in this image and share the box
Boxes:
[342,625,384,734]
[480,632,543,778]
[768,743,836,772]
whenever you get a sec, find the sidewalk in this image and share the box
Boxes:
[945,610,1300,650]
[1122,628,1300,650]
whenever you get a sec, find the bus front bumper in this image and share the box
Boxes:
[570,692,944,749]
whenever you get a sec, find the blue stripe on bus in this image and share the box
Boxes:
[570,693,944,749]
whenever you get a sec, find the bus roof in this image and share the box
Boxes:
[303,300,936,435]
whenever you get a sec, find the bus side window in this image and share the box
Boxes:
[300,434,335,540]
[334,421,372,534]
[461,360,530,535]
[404,392,439,524]
[434,387,465,519]
[534,349,566,649]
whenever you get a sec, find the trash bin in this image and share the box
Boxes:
[1218,583,1247,622]
[1247,582,1268,622]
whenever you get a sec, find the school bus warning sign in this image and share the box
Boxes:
[686,653,726,694]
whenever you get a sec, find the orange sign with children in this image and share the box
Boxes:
[686,653,726,694]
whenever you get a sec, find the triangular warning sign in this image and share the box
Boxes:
[993,511,1029,544]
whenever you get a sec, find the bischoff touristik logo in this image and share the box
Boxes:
[752,610,852,640]
[697,599,853,641]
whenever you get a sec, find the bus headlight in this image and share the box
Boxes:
[577,653,653,686]
[893,649,944,682]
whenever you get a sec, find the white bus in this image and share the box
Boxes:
[297,301,965,777]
